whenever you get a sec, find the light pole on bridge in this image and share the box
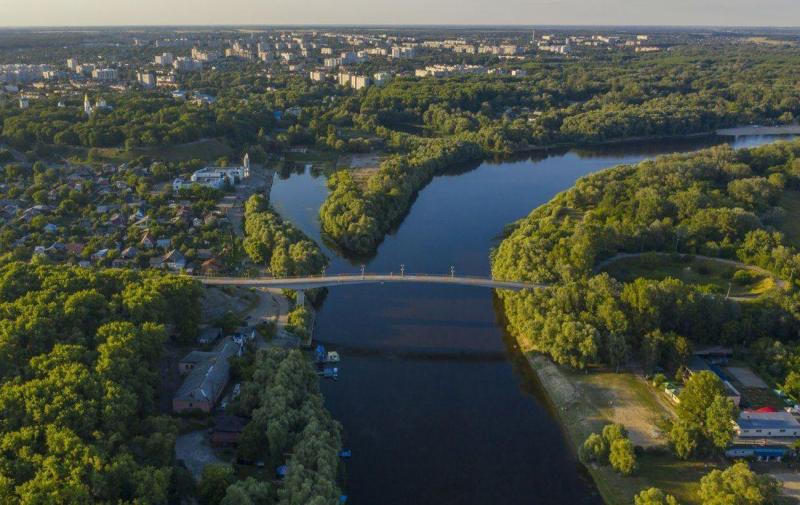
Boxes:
[450,266,455,278]
[360,264,365,279]
[400,264,405,277]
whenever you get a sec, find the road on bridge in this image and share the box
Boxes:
[193,273,546,291]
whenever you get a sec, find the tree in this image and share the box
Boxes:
[609,438,637,476]
[635,487,680,505]
[607,332,631,371]
[705,396,737,450]
[579,433,608,464]
[670,371,735,458]
[677,371,726,427]
[698,462,779,505]
[552,320,599,369]
[670,419,700,460]
[198,464,235,505]
[783,371,800,401]
[602,423,628,445]
[220,478,271,505]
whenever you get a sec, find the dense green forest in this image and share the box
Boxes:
[243,194,328,277]
[492,139,800,380]
[220,348,343,504]
[1,93,272,150]
[318,46,800,254]
[0,262,203,503]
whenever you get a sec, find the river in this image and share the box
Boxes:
[268,134,796,505]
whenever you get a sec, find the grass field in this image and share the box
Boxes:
[573,371,674,447]
[602,254,775,298]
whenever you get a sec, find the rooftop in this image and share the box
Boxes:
[737,411,800,431]
[174,341,239,403]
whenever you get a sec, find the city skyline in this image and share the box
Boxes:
[2,0,800,28]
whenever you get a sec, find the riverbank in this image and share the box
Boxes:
[323,128,800,258]
[522,351,716,505]
[513,131,716,154]
[717,125,800,136]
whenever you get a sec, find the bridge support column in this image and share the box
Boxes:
[295,290,305,306]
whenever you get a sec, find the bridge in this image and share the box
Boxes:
[194,273,546,292]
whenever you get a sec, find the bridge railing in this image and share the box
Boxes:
[186,272,532,284]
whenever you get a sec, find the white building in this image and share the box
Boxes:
[173,57,203,72]
[337,72,352,87]
[137,71,156,88]
[351,75,371,90]
[736,410,800,438]
[92,68,119,81]
[191,48,219,62]
[175,154,251,191]
[373,72,390,86]
[154,53,174,66]
[391,46,416,59]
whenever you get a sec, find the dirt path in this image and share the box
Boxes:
[770,472,800,502]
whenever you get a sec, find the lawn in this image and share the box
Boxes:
[584,451,722,505]
[602,254,775,298]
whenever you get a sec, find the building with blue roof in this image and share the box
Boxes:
[736,410,800,438]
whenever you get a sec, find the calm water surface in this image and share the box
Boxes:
[269,134,795,505]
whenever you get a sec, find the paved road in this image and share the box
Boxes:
[193,273,546,291]
[223,165,274,239]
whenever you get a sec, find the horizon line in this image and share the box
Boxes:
[0,23,799,30]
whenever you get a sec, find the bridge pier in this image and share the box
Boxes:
[295,289,305,306]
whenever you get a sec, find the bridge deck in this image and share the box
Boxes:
[193,274,545,291]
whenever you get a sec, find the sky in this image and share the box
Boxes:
[0,0,799,27]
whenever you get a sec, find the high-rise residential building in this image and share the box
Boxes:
[92,68,118,81]
[173,57,203,72]
[191,47,219,62]
[154,52,174,66]
[137,71,156,88]
[391,46,417,59]
[351,75,371,90]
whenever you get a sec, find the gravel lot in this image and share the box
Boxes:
[175,429,221,480]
